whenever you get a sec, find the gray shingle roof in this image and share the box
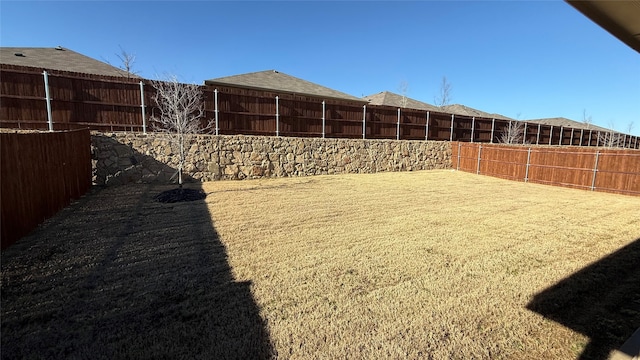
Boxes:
[441,104,513,120]
[525,117,612,132]
[362,91,441,112]
[205,70,365,102]
[0,47,134,77]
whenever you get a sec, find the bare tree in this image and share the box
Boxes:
[116,46,139,78]
[499,120,526,144]
[434,76,452,108]
[398,80,409,108]
[597,122,623,148]
[582,109,593,129]
[151,75,210,187]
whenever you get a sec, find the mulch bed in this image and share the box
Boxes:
[154,188,207,203]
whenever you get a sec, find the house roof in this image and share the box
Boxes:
[204,70,365,103]
[441,104,513,120]
[0,46,133,77]
[566,0,640,53]
[362,91,441,112]
[525,117,612,132]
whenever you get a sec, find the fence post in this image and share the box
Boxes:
[549,126,553,145]
[457,142,461,171]
[396,108,400,140]
[596,131,600,147]
[490,118,495,143]
[536,123,541,145]
[43,71,53,131]
[570,128,575,146]
[363,105,367,139]
[214,89,219,135]
[425,111,430,141]
[450,114,454,141]
[476,144,482,175]
[525,147,532,182]
[139,81,146,134]
[579,129,584,146]
[591,150,600,191]
[471,116,475,143]
[559,126,563,145]
[322,100,326,138]
[275,95,279,136]
[522,123,527,144]
[588,130,592,146]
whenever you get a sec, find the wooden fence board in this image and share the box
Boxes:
[1,129,92,248]
[452,142,640,196]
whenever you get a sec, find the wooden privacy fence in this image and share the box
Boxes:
[1,64,639,148]
[452,142,640,196]
[0,129,92,248]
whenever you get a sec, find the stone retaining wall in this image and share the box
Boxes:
[92,133,452,186]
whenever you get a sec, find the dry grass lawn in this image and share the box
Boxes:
[2,170,638,359]
[202,170,640,359]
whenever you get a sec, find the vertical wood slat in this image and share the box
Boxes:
[452,142,639,196]
[0,129,92,248]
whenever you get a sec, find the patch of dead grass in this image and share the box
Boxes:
[202,170,640,359]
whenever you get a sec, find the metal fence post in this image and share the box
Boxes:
[523,123,527,144]
[559,126,563,145]
[525,147,532,182]
[275,95,279,136]
[549,126,553,145]
[591,150,600,191]
[139,81,146,134]
[579,129,584,146]
[425,111,430,141]
[596,131,600,147]
[588,130,592,146]
[536,123,541,145]
[396,108,400,140]
[476,145,482,174]
[450,114,454,141]
[322,100,326,138]
[490,118,495,143]
[214,88,219,135]
[43,71,53,131]
[471,116,475,143]
[570,128,575,146]
[362,104,366,139]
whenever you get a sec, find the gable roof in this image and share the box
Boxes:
[0,47,133,77]
[204,70,365,103]
[525,117,612,132]
[362,91,441,112]
[441,104,513,120]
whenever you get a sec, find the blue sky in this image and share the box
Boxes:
[1,1,639,135]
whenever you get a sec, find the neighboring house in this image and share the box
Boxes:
[440,104,513,120]
[204,70,366,103]
[362,91,441,112]
[0,46,134,77]
[363,91,512,120]
[525,117,612,133]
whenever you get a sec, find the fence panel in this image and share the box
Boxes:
[452,142,639,196]
[2,65,639,146]
[1,129,92,248]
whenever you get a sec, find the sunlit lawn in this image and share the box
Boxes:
[203,170,640,359]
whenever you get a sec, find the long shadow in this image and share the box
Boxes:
[1,145,274,359]
[527,238,640,359]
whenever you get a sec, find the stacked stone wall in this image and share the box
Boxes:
[92,133,452,186]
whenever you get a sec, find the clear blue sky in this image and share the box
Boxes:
[1,1,639,135]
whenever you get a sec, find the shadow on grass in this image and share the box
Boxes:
[1,182,274,359]
[527,238,640,360]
